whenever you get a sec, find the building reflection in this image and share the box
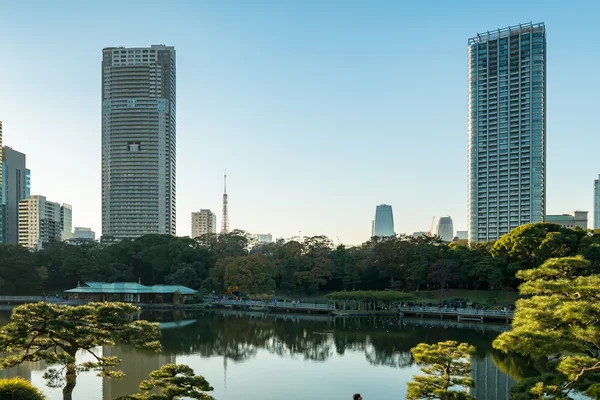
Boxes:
[102,345,175,400]
[0,354,47,381]
[470,356,514,400]
[0,310,523,400]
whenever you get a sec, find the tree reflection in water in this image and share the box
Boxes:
[0,309,540,400]
[158,310,532,380]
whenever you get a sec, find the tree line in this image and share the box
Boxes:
[2,223,600,296]
[1,220,599,399]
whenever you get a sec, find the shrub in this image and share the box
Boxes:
[0,378,45,400]
[325,290,416,303]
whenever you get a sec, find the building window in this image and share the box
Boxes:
[128,142,141,152]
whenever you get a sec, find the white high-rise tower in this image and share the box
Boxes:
[101,45,176,239]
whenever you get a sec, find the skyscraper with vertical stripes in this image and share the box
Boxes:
[102,45,176,239]
[371,204,395,238]
[0,121,3,244]
[468,23,546,242]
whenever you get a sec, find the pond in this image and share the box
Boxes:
[0,309,532,400]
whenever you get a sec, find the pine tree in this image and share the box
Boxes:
[406,340,475,400]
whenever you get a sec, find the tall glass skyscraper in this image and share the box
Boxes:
[102,45,176,239]
[371,204,395,238]
[2,147,30,244]
[594,175,600,229]
[468,23,546,242]
[0,121,3,244]
[437,216,454,242]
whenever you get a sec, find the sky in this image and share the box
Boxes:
[0,0,598,245]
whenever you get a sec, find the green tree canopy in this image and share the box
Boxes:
[491,223,582,272]
[493,256,600,398]
[0,377,46,400]
[325,290,416,303]
[224,254,276,294]
[0,302,161,400]
[120,364,214,400]
[406,340,476,400]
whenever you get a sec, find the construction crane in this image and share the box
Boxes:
[428,216,436,237]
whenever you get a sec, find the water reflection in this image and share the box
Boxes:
[0,309,530,400]
[102,346,175,400]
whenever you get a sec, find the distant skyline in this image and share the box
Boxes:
[1,0,599,245]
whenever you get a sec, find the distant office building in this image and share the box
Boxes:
[595,175,600,229]
[257,233,273,244]
[102,45,177,240]
[456,230,468,240]
[412,231,430,239]
[67,226,96,245]
[2,146,30,244]
[372,204,395,237]
[468,23,546,242]
[191,209,217,238]
[546,211,588,230]
[437,216,454,242]
[60,204,73,240]
[73,227,96,240]
[0,122,3,243]
[18,195,62,250]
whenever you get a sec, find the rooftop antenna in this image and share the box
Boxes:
[221,171,229,234]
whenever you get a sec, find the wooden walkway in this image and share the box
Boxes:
[206,298,335,313]
[0,296,88,305]
[398,306,514,323]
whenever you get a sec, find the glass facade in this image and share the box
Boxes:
[437,216,454,242]
[2,147,29,245]
[0,122,3,244]
[372,204,395,238]
[25,169,30,198]
[468,23,546,242]
[594,176,600,229]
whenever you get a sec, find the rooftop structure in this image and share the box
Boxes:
[65,281,196,304]
[546,211,588,230]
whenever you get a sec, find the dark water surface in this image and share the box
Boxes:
[0,309,530,400]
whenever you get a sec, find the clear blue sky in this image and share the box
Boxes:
[0,0,597,245]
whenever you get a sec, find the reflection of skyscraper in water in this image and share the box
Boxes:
[371,204,395,238]
[0,363,32,381]
[102,345,175,400]
[470,356,514,400]
[0,354,47,381]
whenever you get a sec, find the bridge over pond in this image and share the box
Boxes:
[399,306,514,323]
[206,298,335,314]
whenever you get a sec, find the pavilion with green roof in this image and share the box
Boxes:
[65,282,197,304]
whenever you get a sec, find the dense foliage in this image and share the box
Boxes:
[493,256,600,399]
[0,377,45,400]
[0,302,161,400]
[325,290,416,302]
[1,224,599,296]
[119,364,214,400]
[406,340,475,400]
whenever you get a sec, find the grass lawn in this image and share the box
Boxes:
[411,289,519,306]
